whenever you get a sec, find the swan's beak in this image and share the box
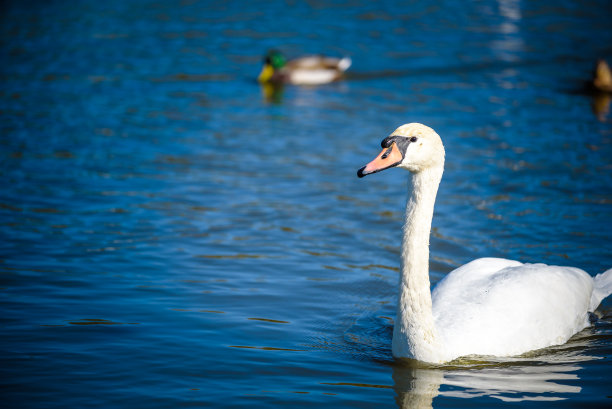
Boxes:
[357,142,403,178]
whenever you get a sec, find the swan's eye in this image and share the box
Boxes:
[410,136,418,143]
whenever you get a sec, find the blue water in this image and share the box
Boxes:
[1,0,611,407]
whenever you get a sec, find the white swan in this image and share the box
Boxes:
[357,123,612,364]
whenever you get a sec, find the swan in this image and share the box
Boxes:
[357,123,612,364]
[257,50,351,85]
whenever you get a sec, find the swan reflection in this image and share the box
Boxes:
[392,342,598,408]
[441,364,581,401]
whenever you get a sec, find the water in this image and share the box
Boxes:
[1,0,611,407]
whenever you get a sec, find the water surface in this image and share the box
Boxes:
[1,0,611,408]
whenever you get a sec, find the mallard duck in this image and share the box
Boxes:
[593,59,612,93]
[257,50,351,85]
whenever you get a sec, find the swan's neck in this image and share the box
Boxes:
[392,165,444,362]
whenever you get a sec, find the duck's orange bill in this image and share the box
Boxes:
[357,142,403,178]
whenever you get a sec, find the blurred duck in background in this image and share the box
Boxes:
[592,59,612,93]
[590,59,612,121]
[257,49,351,85]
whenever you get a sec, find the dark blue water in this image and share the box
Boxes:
[1,1,611,408]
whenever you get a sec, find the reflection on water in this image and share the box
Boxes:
[441,365,581,401]
[393,363,582,408]
[592,92,611,122]
[392,335,601,408]
[488,0,524,62]
[260,82,285,104]
[393,367,442,409]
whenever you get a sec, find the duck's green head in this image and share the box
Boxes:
[258,50,286,83]
[264,50,287,69]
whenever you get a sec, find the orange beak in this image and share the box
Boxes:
[357,142,403,178]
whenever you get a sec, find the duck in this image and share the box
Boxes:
[592,59,612,93]
[257,50,351,85]
[357,123,612,364]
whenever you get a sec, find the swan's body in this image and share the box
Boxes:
[258,50,351,85]
[358,123,612,364]
[431,258,598,361]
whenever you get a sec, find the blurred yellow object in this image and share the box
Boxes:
[258,64,275,83]
[593,59,612,93]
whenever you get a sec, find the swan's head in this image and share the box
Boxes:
[357,123,445,177]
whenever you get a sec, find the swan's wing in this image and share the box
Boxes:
[432,258,593,359]
[591,267,612,311]
[433,258,523,291]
